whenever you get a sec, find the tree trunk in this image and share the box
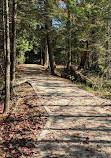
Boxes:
[47,34,56,74]
[3,0,6,63]
[0,0,4,64]
[79,41,89,69]
[91,19,99,70]
[91,47,99,70]
[66,0,71,70]
[11,0,17,84]
[105,20,110,78]
[44,0,56,75]
[4,0,10,114]
[44,37,49,67]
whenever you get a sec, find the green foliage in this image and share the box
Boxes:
[14,0,111,97]
[83,85,91,91]
[69,75,75,82]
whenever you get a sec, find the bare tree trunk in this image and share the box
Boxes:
[3,0,6,63]
[11,0,17,84]
[47,33,56,74]
[40,46,43,65]
[91,19,99,70]
[105,20,110,78]
[79,41,89,69]
[66,0,71,70]
[44,37,49,67]
[44,0,56,75]
[0,0,4,61]
[4,0,10,114]
[91,47,99,70]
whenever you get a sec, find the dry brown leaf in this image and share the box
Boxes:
[96,148,102,152]
[86,147,94,151]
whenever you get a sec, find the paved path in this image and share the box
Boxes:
[19,64,111,158]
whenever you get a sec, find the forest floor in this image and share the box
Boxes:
[56,65,111,99]
[0,82,48,157]
[0,64,111,158]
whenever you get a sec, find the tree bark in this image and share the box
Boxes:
[3,0,6,63]
[44,0,56,75]
[47,33,56,74]
[44,36,49,67]
[91,19,99,70]
[4,0,10,114]
[105,20,110,78]
[11,0,17,84]
[66,0,71,70]
[79,41,89,69]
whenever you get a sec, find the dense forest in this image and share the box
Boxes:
[0,0,111,114]
[0,1,111,158]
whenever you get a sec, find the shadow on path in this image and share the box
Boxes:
[18,64,111,158]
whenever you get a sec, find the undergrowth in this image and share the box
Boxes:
[71,78,111,99]
[58,66,111,99]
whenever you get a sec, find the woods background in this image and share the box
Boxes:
[0,0,111,113]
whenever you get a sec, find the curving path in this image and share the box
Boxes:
[18,64,111,158]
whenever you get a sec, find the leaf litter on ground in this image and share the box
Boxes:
[0,83,48,158]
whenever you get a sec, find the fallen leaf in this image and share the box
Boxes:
[96,148,102,152]
[86,147,94,151]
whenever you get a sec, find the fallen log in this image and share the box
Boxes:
[70,66,96,87]
[61,66,96,88]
